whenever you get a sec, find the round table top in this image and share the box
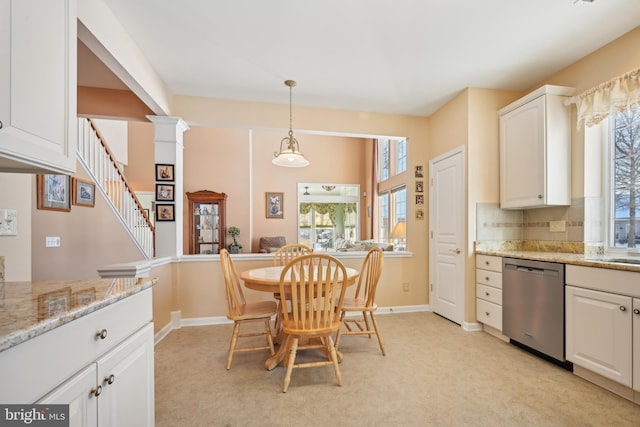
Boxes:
[240,265,359,293]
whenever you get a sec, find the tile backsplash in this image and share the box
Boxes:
[477,199,585,243]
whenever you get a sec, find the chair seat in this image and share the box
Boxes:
[282,316,341,336]
[341,297,377,311]
[228,300,277,321]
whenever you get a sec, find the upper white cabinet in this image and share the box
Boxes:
[499,85,574,209]
[0,0,77,175]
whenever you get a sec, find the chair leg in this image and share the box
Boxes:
[334,311,345,352]
[362,311,372,338]
[226,322,240,370]
[369,312,386,356]
[264,319,275,355]
[326,336,342,386]
[283,337,298,393]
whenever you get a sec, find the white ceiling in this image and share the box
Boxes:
[87,0,640,117]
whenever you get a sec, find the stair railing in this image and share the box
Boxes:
[77,118,155,258]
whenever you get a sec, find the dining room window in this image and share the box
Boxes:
[377,137,407,247]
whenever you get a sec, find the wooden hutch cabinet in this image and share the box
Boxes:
[186,190,227,254]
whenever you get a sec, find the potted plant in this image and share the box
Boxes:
[227,226,242,254]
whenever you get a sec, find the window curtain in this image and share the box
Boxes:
[566,67,640,128]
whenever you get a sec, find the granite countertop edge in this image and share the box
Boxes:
[0,278,157,353]
[475,249,640,273]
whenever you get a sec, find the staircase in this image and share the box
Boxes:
[77,118,155,258]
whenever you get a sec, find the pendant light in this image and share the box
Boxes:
[272,80,309,167]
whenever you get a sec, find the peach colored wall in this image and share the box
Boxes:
[78,87,153,121]
[150,261,176,334]
[124,121,155,192]
[0,174,32,281]
[31,163,143,281]
[175,254,419,319]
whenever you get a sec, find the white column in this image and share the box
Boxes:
[147,116,189,258]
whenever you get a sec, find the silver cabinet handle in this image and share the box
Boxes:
[485,261,490,265]
[0,120,3,129]
[538,194,543,199]
[620,306,627,312]
[104,374,115,385]
[485,312,490,316]
[96,329,108,340]
[485,291,490,296]
[485,276,490,281]
[633,308,640,315]
[92,385,102,397]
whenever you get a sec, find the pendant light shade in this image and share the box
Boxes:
[273,80,309,167]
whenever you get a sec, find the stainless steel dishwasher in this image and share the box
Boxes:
[502,257,566,363]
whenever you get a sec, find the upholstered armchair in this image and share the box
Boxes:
[258,236,287,253]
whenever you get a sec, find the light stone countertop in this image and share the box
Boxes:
[475,247,640,273]
[0,277,157,352]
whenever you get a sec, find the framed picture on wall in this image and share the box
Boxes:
[156,184,175,201]
[265,192,284,219]
[156,204,175,221]
[72,178,96,207]
[155,164,175,182]
[37,174,71,212]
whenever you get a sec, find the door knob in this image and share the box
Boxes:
[449,248,461,254]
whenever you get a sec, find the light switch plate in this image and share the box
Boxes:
[45,236,61,247]
[549,220,566,232]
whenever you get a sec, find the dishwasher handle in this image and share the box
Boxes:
[515,266,545,274]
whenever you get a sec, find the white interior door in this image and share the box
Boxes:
[429,147,465,324]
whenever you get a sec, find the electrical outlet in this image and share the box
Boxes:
[549,220,566,232]
[45,236,61,247]
[403,282,410,292]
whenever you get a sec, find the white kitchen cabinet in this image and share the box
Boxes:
[498,85,574,209]
[39,323,155,427]
[476,255,503,332]
[0,0,77,175]
[565,285,632,387]
[0,288,154,426]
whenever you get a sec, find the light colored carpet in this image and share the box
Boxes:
[154,312,640,427]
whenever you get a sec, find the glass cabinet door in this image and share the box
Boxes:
[186,190,227,254]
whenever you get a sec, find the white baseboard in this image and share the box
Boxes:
[462,321,483,332]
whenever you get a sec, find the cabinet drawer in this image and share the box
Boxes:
[476,255,502,273]
[0,289,152,403]
[477,299,502,331]
[476,269,502,289]
[476,284,502,305]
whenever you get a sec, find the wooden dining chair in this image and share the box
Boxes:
[335,246,386,355]
[272,243,312,266]
[272,243,313,334]
[278,253,348,392]
[220,249,277,370]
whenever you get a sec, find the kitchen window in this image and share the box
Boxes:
[607,107,640,250]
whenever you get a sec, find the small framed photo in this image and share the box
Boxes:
[415,181,424,193]
[416,209,424,220]
[265,192,284,219]
[414,165,424,178]
[155,164,175,182]
[38,287,72,321]
[416,194,424,205]
[37,174,71,212]
[72,178,96,207]
[156,204,175,221]
[156,184,175,201]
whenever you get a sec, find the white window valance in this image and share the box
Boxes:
[565,67,640,128]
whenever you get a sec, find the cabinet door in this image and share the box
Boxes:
[97,323,155,427]
[566,286,632,386]
[634,299,640,392]
[500,96,545,208]
[0,0,76,174]
[38,364,98,427]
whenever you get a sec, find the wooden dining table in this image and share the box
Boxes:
[240,265,359,370]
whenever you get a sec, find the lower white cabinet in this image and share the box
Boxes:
[476,255,503,331]
[0,288,154,426]
[565,265,640,396]
[38,323,154,427]
[565,285,632,387]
